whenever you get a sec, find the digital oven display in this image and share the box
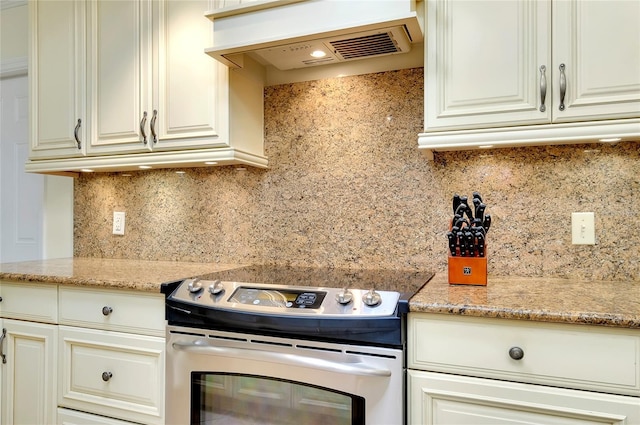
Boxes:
[228,287,326,309]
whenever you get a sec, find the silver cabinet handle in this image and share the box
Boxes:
[74,118,82,149]
[558,63,566,111]
[102,371,113,382]
[102,306,113,316]
[172,341,391,377]
[539,65,547,112]
[509,346,524,360]
[0,328,6,364]
[150,110,158,144]
[140,111,148,145]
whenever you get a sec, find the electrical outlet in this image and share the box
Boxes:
[113,211,125,235]
[571,212,595,245]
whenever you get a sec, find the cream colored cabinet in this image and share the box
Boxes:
[419,0,640,154]
[88,0,226,155]
[407,313,640,425]
[57,286,165,425]
[26,0,267,173]
[28,0,87,159]
[0,282,58,425]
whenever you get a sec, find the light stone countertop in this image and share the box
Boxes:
[2,259,638,329]
[410,273,640,329]
[0,257,242,292]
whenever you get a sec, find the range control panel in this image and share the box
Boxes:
[169,278,401,318]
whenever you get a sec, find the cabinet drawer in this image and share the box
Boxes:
[0,281,57,323]
[59,286,164,336]
[58,407,136,425]
[408,313,640,396]
[58,326,164,425]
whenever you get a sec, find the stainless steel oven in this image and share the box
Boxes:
[163,266,432,425]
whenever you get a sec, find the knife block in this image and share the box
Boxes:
[448,251,487,286]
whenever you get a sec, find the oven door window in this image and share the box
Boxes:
[192,373,365,425]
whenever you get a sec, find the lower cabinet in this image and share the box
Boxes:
[407,313,640,425]
[58,326,164,425]
[0,319,57,425]
[408,370,640,424]
[57,286,166,425]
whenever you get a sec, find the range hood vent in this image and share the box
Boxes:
[205,0,423,71]
[331,31,404,60]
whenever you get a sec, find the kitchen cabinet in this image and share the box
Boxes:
[28,0,86,159]
[419,0,640,155]
[27,0,267,173]
[0,282,58,425]
[57,286,165,425]
[407,313,640,424]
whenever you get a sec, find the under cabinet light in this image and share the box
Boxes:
[599,137,622,143]
[80,168,94,173]
[310,50,327,58]
[478,145,494,149]
[204,161,218,165]
[139,165,152,169]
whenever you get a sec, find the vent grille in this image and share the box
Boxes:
[329,32,401,60]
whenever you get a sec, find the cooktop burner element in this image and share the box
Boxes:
[164,265,434,348]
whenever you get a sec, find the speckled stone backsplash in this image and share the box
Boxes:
[74,68,640,281]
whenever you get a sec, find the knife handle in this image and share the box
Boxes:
[483,214,492,233]
[476,232,485,257]
[475,203,486,221]
[472,192,483,202]
[447,232,457,256]
[452,194,461,214]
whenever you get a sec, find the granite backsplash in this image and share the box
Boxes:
[74,68,639,281]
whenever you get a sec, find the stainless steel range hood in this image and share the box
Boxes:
[205,0,424,71]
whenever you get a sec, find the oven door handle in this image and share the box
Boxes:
[172,341,392,377]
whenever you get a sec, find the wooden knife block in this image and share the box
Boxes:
[448,252,487,286]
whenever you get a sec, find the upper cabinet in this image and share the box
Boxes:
[419,0,640,157]
[27,0,267,174]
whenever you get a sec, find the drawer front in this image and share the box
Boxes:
[58,407,136,425]
[0,281,57,323]
[408,313,640,396]
[58,326,164,425]
[59,286,164,336]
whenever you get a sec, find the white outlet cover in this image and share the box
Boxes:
[113,211,125,235]
[571,212,595,245]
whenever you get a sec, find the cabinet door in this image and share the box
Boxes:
[408,370,640,425]
[153,0,230,150]
[552,0,640,122]
[88,0,153,155]
[1,319,57,425]
[29,0,86,159]
[425,0,551,131]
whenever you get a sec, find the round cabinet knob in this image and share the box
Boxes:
[0,296,3,302]
[102,306,113,316]
[509,346,525,360]
[209,279,224,295]
[187,278,203,293]
[363,289,382,307]
[335,288,353,305]
[102,371,113,382]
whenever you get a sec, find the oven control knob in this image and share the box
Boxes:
[209,280,224,295]
[363,289,382,307]
[187,278,203,293]
[335,288,353,305]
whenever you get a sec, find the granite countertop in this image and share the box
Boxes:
[410,273,640,329]
[2,259,638,329]
[0,257,242,292]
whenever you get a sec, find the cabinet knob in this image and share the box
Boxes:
[102,306,113,316]
[0,296,3,302]
[102,371,113,382]
[508,346,524,360]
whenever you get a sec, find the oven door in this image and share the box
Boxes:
[166,325,404,425]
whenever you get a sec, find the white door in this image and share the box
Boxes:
[0,74,44,262]
[552,0,640,122]
[425,0,551,131]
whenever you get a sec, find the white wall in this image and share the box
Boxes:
[1,1,74,260]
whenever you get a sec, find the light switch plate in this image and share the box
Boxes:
[571,212,595,245]
[113,211,125,235]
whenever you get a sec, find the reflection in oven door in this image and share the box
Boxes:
[166,325,404,425]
